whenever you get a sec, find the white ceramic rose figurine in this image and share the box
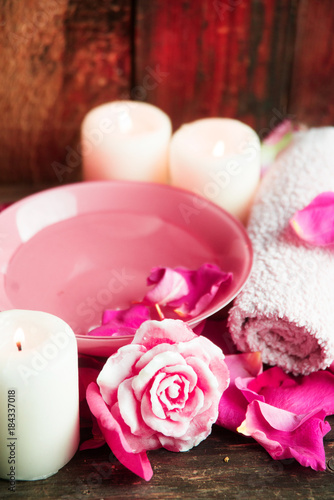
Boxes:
[86,319,230,480]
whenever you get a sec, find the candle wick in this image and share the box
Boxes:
[16,342,22,352]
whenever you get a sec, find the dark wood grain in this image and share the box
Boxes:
[1,0,334,184]
[134,0,298,132]
[288,0,334,126]
[0,0,131,184]
[1,419,333,500]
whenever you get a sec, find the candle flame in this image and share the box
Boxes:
[212,140,225,158]
[14,327,25,351]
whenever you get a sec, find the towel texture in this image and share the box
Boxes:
[228,127,334,375]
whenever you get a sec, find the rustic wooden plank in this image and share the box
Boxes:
[0,420,333,499]
[134,0,298,133]
[288,0,334,126]
[0,0,132,184]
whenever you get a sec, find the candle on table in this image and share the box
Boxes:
[169,118,261,222]
[0,310,80,482]
[81,100,172,183]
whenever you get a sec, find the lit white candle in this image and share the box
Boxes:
[169,118,261,222]
[81,100,172,183]
[0,310,80,482]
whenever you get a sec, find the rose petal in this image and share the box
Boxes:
[80,417,106,450]
[145,267,189,304]
[167,387,204,422]
[158,397,222,452]
[140,386,205,437]
[185,356,221,413]
[261,120,294,175]
[141,389,189,437]
[289,192,334,246]
[247,365,334,416]
[86,382,153,481]
[80,436,106,450]
[103,304,150,328]
[97,344,147,406]
[177,336,230,395]
[262,120,293,146]
[157,373,190,411]
[238,400,331,471]
[88,304,150,337]
[132,350,187,400]
[226,352,263,381]
[216,352,262,431]
[144,263,232,317]
[151,372,177,416]
[117,377,159,441]
[157,406,214,452]
[88,324,137,337]
[110,402,161,454]
[133,319,196,350]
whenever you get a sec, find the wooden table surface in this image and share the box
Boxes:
[1,417,334,500]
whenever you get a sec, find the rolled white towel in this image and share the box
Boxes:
[228,127,334,375]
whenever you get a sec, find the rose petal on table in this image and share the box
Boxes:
[237,400,331,471]
[247,365,334,416]
[144,264,232,317]
[88,304,151,336]
[86,382,153,481]
[216,352,262,431]
[289,192,334,246]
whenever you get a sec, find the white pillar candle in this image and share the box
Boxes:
[81,100,172,183]
[0,310,80,482]
[169,118,261,222]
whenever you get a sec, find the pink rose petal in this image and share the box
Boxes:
[247,365,334,415]
[80,418,106,450]
[217,355,334,470]
[133,318,196,349]
[144,263,232,317]
[132,350,187,400]
[145,267,189,304]
[238,400,331,471]
[289,192,334,246]
[88,304,150,337]
[217,352,262,431]
[262,120,293,146]
[86,382,153,481]
[98,344,147,406]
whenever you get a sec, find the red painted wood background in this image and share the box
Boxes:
[0,0,333,185]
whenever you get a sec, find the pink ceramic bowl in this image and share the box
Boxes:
[0,181,252,356]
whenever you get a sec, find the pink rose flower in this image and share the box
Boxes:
[86,319,230,480]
